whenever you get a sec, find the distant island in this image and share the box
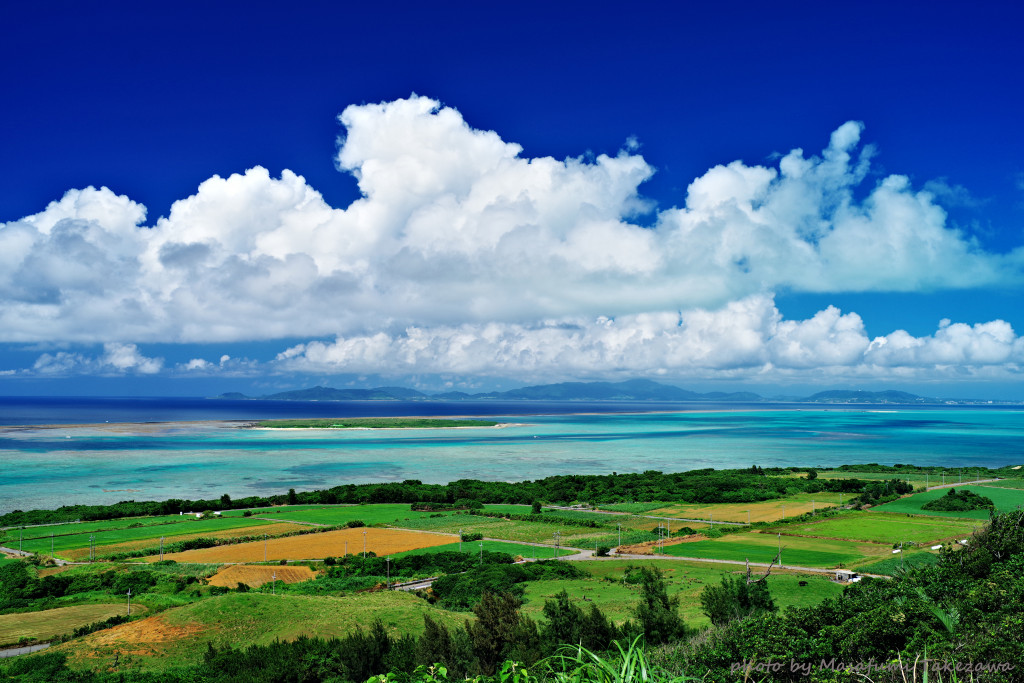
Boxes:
[216,379,1013,405]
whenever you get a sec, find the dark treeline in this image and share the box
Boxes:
[0,466,912,527]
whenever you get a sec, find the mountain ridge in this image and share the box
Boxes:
[214,380,999,404]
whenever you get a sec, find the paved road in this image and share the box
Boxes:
[0,643,50,658]
[925,479,1001,491]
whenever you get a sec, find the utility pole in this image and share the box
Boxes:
[160,537,164,561]
[264,534,268,562]
[812,500,815,516]
[271,571,276,595]
[479,541,483,564]
[778,532,782,568]
[747,510,751,525]
[617,523,621,547]
[459,529,462,553]
[127,588,131,616]
[363,531,367,559]
[782,505,785,521]
[51,532,54,556]
[19,528,23,552]
[386,556,391,589]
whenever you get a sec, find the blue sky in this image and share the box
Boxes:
[1,1,1023,398]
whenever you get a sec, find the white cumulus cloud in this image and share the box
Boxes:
[1,95,1022,383]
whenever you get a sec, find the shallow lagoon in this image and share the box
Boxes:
[2,404,1022,513]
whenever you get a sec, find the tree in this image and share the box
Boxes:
[531,500,542,515]
[699,575,777,626]
[466,591,527,674]
[630,567,687,645]
[287,488,298,505]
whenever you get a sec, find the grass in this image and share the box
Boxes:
[595,502,673,514]
[656,532,880,568]
[976,479,1024,490]
[397,513,611,546]
[519,559,844,629]
[647,492,845,524]
[0,515,195,544]
[858,550,941,576]
[780,512,979,545]
[17,516,283,556]
[236,503,443,526]
[57,523,308,561]
[871,485,1024,519]
[55,591,466,672]
[394,540,576,560]
[253,417,499,428]
[0,603,146,647]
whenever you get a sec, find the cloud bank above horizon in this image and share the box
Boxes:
[2,96,1023,384]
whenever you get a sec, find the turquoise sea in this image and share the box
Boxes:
[1,400,1022,514]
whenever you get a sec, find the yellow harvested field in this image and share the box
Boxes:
[650,493,845,524]
[151,528,457,562]
[61,523,307,561]
[208,564,317,588]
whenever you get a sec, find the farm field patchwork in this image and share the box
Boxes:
[780,512,980,545]
[655,531,881,567]
[871,485,1024,519]
[57,523,308,561]
[16,516,287,557]
[207,564,318,588]
[0,515,196,544]
[0,603,147,647]
[54,591,468,672]
[151,527,457,562]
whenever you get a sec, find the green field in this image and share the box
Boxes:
[658,532,879,568]
[54,591,467,672]
[237,504,444,526]
[17,516,281,555]
[596,502,672,514]
[0,603,147,647]
[976,479,1024,490]
[253,417,499,429]
[858,550,941,576]
[871,485,1024,519]
[397,513,610,546]
[519,559,844,628]
[781,512,979,544]
[482,505,662,532]
[395,540,575,559]
[0,515,195,545]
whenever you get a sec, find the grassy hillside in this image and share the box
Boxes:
[54,591,467,672]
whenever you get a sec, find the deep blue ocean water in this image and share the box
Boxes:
[1,397,1022,514]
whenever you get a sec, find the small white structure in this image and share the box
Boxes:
[892,549,901,554]
[213,511,222,516]
[931,544,942,550]
[959,539,969,545]
[835,569,859,582]
[195,513,203,518]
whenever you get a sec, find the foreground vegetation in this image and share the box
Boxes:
[2,464,1023,681]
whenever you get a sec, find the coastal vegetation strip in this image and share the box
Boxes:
[249,417,501,429]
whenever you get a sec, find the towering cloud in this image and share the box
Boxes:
[1,96,1021,381]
